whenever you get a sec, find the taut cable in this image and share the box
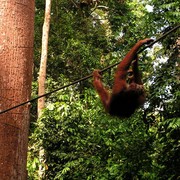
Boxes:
[0,24,179,115]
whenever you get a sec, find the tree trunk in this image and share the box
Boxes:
[37,0,52,179]
[0,0,34,179]
[38,0,52,117]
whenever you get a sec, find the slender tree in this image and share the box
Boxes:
[38,0,52,117]
[0,0,35,179]
[37,0,52,179]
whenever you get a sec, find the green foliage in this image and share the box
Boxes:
[28,0,180,179]
[152,118,180,179]
[34,0,110,82]
[29,87,154,179]
[146,0,180,33]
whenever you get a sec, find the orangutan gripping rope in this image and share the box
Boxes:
[93,38,154,117]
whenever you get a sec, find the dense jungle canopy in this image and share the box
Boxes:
[28,0,180,179]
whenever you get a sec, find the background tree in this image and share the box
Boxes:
[37,0,52,178]
[0,0,35,179]
[38,0,52,117]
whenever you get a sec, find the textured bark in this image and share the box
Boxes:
[0,0,34,179]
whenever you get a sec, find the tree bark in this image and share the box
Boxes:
[37,0,52,179]
[0,0,34,179]
[38,0,52,117]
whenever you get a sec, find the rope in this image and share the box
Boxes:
[0,24,179,115]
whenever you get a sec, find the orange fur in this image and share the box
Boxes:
[93,38,153,117]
